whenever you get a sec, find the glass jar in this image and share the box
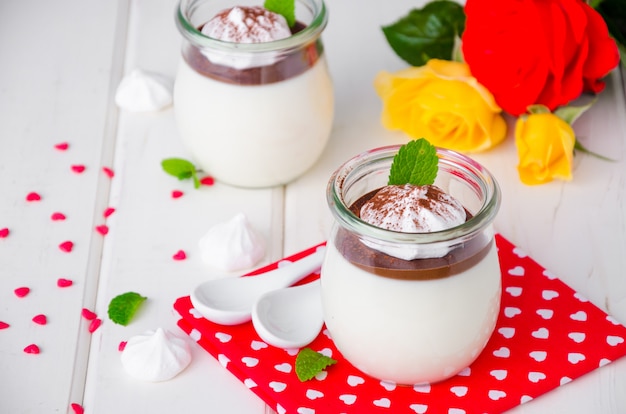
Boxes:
[321,145,502,385]
[174,0,334,188]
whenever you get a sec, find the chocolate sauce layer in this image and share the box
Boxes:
[334,188,491,280]
[183,21,323,85]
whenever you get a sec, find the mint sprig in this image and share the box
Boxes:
[264,0,296,27]
[107,292,147,326]
[295,347,337,381]
[382,0,466,67]
[388,138,439,186]
[162,158,200,189]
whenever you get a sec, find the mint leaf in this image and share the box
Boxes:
[382,0,466,67]
[161,158,200,188]
[107,292,147,326]
[388,138,438,186]
[264,0,296,27]
[295,348,337,381]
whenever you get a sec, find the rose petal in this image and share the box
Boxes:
[51,212,66,221]
[0,321,10,329]
[23,344,40,354]
[118,341,127,352]
[0,228,9,238]
[32,314,47,325]
[173,250,187,260]
[88,318,102,333]
[14,287,30,298]
[200,176,215,186]
[54,142,69,151]
[171,190,184,199]
[103,207,115,218]
[70,403,84,414]
[71,165,86,174]
[57,278,73,287]
[95,225,109,235]
[59,241,74,252]
[102,167,114,178]
[26,192,41,202]
[81,308,97,320]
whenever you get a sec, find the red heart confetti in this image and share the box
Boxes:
[200,176,215,186]
[103,207,115,218]
[118,341,127,352]
[173,250,187,261]
[23,344,40,354]
[26,192,41,202]
[51,212,67,221]
[59,241,74,252]
[54,142,69,151]
[102,166,115,178]
[81,308,97,320]
[57,278,73,288]
[14,287,30,298]
[95,225,109,235]
[32,314,47,325]
[0,321,10,329]
[71,165,86,174]
[0,227,9,238]
[88,318,102,333]
[172,190,184,199]
[70,403,84,414]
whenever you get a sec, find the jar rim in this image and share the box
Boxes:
[175,0,328,53]
[327,145,501,244]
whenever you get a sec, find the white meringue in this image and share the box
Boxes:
[198,213,266,271]
[114,69,173,112]
[120,328,191,382]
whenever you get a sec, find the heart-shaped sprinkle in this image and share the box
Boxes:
[118,341,127,352]
[0,228,9,238]
[173,250,186,260]
[51,212,67,221]
[14,287,30,297]
[70,403,84,414]
[200,176,215,186]
[0,321,10,329]
[57,278,73,287]
[102,167,114,178]
[26,192,41,202]
[59,241,74,252]
[171,190,184,199]
[81,308,97,320]
[32,314,47,325]
[24,344,40,354]
[71,165,86,173]
[88,318,102,333]
[54,142,69,151]
[103,207,115,218]
[95,225,109,235]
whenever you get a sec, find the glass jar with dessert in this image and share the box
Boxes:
[174,0,334,187]
[321,140,502,385]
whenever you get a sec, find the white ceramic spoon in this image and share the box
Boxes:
[190,247,325,325]
[252,279,323,349]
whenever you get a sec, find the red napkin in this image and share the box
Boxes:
[174,234,626,414]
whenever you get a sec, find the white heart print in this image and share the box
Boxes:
[274,363,292,373]
[568,353,586,364]
[297,407,314,414]
[380,380,397,391]
[373,398,391,408]
[508,266,525,276]
[489,390,506,400]
[607,335,624,346]
[269,381,287,392]
[505,286,523,297]
[217,354,230,368]
[504,307,522,318]
[339,394,357,405]
[498,327,515,339]
[244,378,257,388]
[347,375,365,387]
[242,357,259,367]
[413,383,431,393]
[450,386,468,397]
[490,369,508,380]
[410,404,428,413]
[493,346,511,358]
[251,340,268,350]
[536,309,554,319]
[568,332,586,343]
[542,290,559,300]
[215,332,232,343]
[306,389,324,400]
[528,372,546,383]
[529,351,547,362]
[189,329,201,342]
[570,311,587,321]
[532,327,549,339]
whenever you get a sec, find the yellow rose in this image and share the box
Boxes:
[374,59,507,152]
[515,112,575,185]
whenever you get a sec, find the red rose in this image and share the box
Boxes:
[461,0,619,116]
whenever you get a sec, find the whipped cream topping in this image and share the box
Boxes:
[198,213,266,271]
[200,6,292,70]
[115,69,173,112]
[359,184,467,260]
[120,328,191,382]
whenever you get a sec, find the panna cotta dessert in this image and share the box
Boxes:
[321,141,502,385]
[174,0,334,187]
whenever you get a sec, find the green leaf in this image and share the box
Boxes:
[264,0,296,27]
[574,139,616,162]
[382,0,466,67]
[388,138,439,186]
[554,100,595,125]
[161,158,200,189]
[107,292,147,326]
[295,348,337,381]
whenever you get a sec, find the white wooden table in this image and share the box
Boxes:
[1,0,625,413]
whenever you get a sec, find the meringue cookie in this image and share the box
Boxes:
[198,213,265,271]
[115,69,173,112]
[120,328,191,382]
